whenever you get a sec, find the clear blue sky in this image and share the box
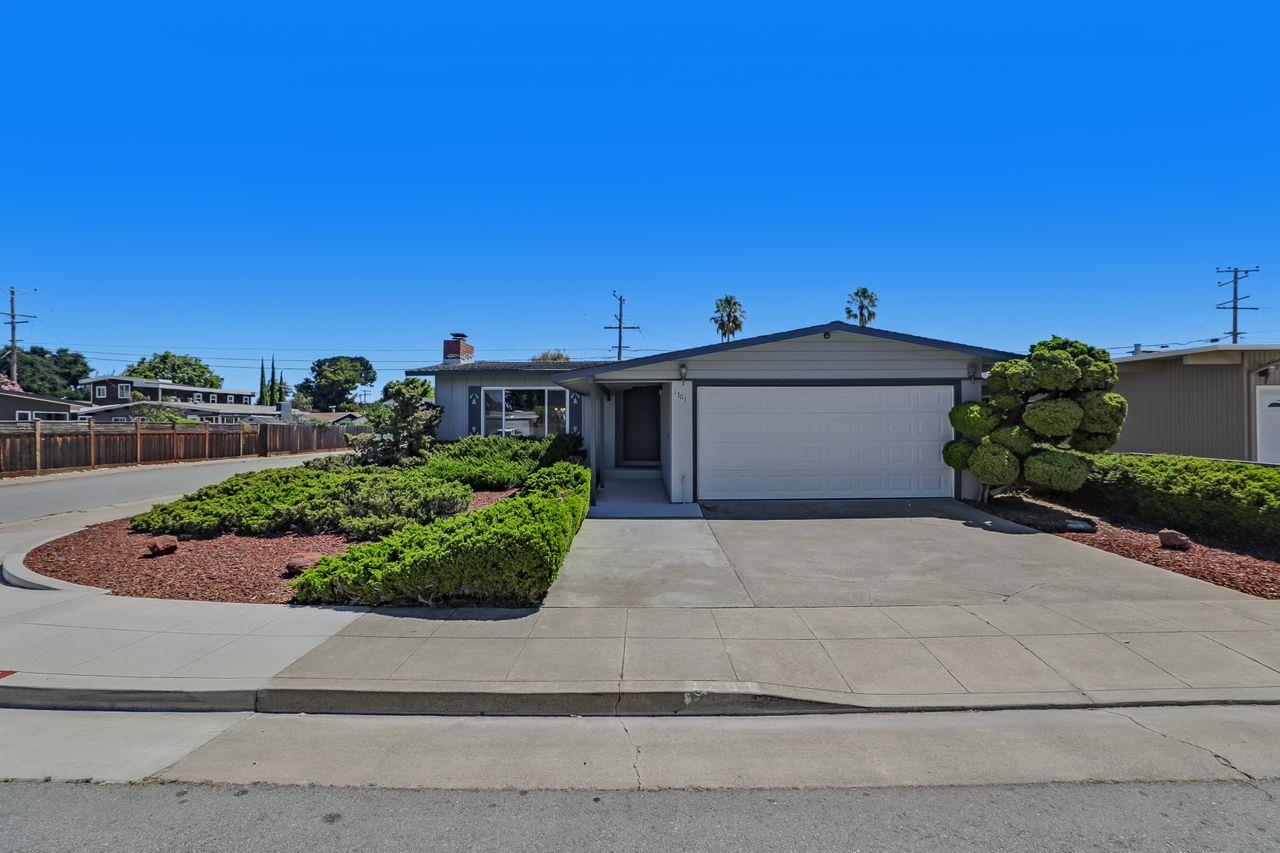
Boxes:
[2,1,1277,395]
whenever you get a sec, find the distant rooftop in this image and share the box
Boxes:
[1115,343,1280,363]
[407,359,612,375]
[80,375,256,395]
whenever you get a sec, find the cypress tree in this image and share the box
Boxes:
[258,359,267,404]
[268,356,277,405]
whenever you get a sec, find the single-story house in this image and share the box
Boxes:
[1114,343,1280,463]
[0,389,88,421]
[409,323,1017,502]
[75,400,298,425]
[306,411,367,426]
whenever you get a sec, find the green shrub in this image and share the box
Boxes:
[987,359,1036,393]
[989,424,1034,456]
[968,441,1020,486]
[991,391,1023,413]
[1023,449,1090,491]
[1076,356,1119,391]
[1022,398,1084,437]
[948,402,1000,438]
[1080,454,1280,547]
[1068,430,1118,453]
[942,438,977,470]
[293,462,592,605]
[1077,390,1127,434]
[130,466,473,540]
[423,434,584,489]
[1029,349,1082,391]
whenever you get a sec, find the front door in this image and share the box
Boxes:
[621,385,661,465]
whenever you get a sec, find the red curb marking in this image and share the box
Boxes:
[0,670,16,680]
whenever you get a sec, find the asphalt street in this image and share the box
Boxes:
[2,779,1277,852]
[0,453,332,522]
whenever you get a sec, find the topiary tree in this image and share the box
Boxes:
[944,336,1127,497]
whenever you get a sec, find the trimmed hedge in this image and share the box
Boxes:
[968,441,1020,486]
[422,433,583,489]
[130,466,474,540]
[292,462,591,605]
[1079,453,1280,547]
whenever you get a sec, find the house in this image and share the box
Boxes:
[75,400,296,424]
[0,389,88,422]
[1114,343,1280,463]
[81,376,257,407]
[409,323,1016,503]
[306,411,367,426]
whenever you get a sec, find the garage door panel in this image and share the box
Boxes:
[697,385,955,499]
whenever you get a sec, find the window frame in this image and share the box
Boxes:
[95,385,107,399]
[116,382,132,399]
[480,386,571,438]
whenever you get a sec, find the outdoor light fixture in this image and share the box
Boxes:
[679,364,688,381]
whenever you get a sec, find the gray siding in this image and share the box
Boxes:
[432,372,593,449]
[0,393,76,421]
[1115,361,1247,459]
[597,332,976,383]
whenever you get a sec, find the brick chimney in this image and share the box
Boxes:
[443,332,474,364]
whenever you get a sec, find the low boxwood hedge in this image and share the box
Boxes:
[1078,453,1280,547]
[422,433,583,489]
[292,462,591,605]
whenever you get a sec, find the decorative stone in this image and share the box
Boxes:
[146,535,179,556]
[1158,529,1192,550]
[1064,519,1096,533]
[282,552,326,577]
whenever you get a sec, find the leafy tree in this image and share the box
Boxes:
[350,378,441,465]
[290,389,313,412]
[845,287,879,327]
[532,349,572,363]
[710,295,747,342]
[1,346,91,399]
[943,336,1127,498]
[125,351,223,388]
[0,376,21,392]
[297,355,377,412]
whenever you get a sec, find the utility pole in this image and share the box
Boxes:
[603,291,639,361]
[2,287,36,383]
[1215,266,1260,344]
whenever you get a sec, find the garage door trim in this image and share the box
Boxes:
[692,379,963,501]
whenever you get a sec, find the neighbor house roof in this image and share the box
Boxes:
[406,359,612,375]
[79,375,255,396]
[552,321,1020,383]
[306,411,364,423]
[78,401,283,416]
[0,389,88,408]
[1115,343,1280,364]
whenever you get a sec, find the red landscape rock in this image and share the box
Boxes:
[282,552,327,577]
[1158,529,1192,550]
[145,535,179,557]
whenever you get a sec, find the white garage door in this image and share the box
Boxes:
[696,385,955,500]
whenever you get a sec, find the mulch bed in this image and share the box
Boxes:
[25,489,518,603]
[973,492,1280,599]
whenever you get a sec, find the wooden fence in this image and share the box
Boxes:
[0,422,371,478]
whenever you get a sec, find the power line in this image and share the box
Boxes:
[1216,265,1260,344]
[603,292,639,362]
[3,287,37,383]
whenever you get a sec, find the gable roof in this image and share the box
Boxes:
[0,389,87,408]
[552,321,1020,382]
[407,359,612,375]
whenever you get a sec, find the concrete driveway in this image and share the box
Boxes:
[545,499,1251,608]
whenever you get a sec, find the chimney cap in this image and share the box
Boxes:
[450,332,468,340]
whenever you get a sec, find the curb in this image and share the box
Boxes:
[1,547,109,593]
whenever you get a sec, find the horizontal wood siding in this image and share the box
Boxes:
[0,423,369,477]
[597,333,975,382]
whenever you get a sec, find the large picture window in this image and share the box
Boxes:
[482,388,570,437]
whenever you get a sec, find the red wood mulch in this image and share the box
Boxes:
[25,489,518,603]
[973,493,1280,599]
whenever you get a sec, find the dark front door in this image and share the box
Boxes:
[622,385,661,465]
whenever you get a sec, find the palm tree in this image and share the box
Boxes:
[846,287,879,327]
[710,295,747,342]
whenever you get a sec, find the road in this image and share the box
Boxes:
[3,779,1277,852]
[0,454,335,522]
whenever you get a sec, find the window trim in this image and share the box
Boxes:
[481,386,570,438]
[95,385,107,399]
[15,410,31,421]
[116,382,132,399]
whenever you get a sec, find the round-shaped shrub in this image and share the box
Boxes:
[1023,449,1091,491]
[991,391,1024,412]
[1077,390,1128,434]
[1068,430,1118,453]
[1075,356,1119,391]
[989,359,1036,393]
[989,424,1035,456]
[967,441,1020,486]
[1029,349,1082,391]
[1022,398,1084,437]
[942,438,977,470]
[948,402,1000,437]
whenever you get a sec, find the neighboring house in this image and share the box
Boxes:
[75,400,296,424]
[306,411,367,426]
[0,389,88,422]
[81,376,256,407]
[1114,344,1280,463]
[409,323,1015,503]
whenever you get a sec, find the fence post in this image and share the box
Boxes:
[239,426,245,457]
[135,421,142,464]
[204,423,210,460]
[88,420,95,468]
[172,422,178,461]
[258,423,269,457]
[33,420,42,474]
